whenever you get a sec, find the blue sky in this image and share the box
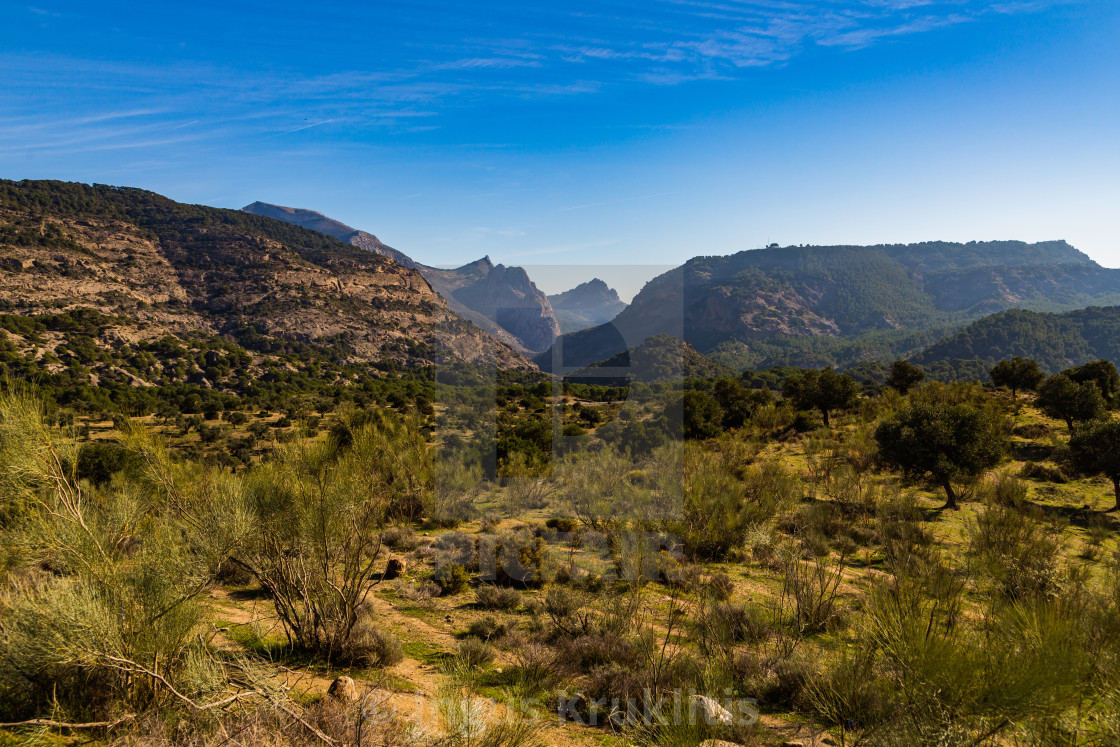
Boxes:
[2,1,1118,298]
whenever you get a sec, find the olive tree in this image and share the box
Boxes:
[1036,374,1105,433]
[783,367,858,428]
[875,402,1008,509]
[885,359,925,395]
[1069,418,1120,511]
[989,357,1045,399]
[1063,359,1120,407]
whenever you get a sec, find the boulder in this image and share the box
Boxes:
[327,675,358,702]
[384,557,406,579]
[690,695,733,725]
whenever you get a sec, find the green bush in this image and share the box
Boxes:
[435,563,471,595]
[467,615,509,641]
[343,619,404,668]
[476,584,522,610]
[455,638,494,669]
[969,502,1063,600]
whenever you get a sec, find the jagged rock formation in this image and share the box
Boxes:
[548,278,628,333]
[244,203,561,354]
[0,180,529,372]
[536,240,1120,373]
[419,257,560,353]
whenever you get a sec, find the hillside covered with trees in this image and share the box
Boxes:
[537,240,1120,373]
[912,306,1120,380]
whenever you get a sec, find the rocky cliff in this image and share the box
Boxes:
[0,180,529,373]
[244,203,561,354]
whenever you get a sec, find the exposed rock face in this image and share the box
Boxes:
[537,241,1120,372]
[408,257,560,353]
[242,201,416,268]
[244,204,562,354]
[0,180,529,370]
[441,261,561,353]
[384,557,406,580]
[548,278,628,333]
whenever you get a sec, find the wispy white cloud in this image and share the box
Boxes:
[0,0,1071,159]
[280,120,334,135]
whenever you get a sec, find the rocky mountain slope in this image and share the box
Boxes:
[548,278,628,333]
[0,180,530,378]
[418,257,560,353]
[242,201,417,268]
[244,203,561,353]
[536,240,1120,373]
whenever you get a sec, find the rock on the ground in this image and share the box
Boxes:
[690,695,734,725]
[328,675,358,702]
[384,557,406,579]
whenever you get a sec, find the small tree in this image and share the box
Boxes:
[1069,419,1120,511]
[236,411,430,659]
[1036,374,1105,433]
[681,389,722,439]
[990,357,1045,399]
[875,402,1008,509]
[783,367,858,428]
[885,359,924,395]
[1063,360,1120,407]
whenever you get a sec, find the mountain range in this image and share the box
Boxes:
[243,201,627,353]
[536,240,1120,373]
[7,180,1120,392]
[0,180,529,376]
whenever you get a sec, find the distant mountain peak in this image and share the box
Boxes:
[241,201,414,268]
[242,201,356,240]
[548,278,628,335]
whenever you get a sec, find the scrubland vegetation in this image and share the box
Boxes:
[1,356,1120,746]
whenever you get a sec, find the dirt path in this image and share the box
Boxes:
[205,586,604,746]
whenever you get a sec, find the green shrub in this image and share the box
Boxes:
[708,572,734,601]
[1020,461,1068,483]
[476,584,522,610]
[467,615,509,641]
[383,525,420,552]
[545,517,578,533]
[435,563,471,595]
[713,602,769,644]
[455,638,494,669]
[969,502,1063,600]
[235,413,432,659]
[343,620,404,668]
